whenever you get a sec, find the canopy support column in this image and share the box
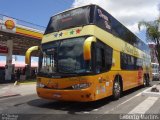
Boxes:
[5,40,13,81]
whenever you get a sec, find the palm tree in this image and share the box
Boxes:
[138,18,160,64]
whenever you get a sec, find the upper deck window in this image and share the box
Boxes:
[44,5,149,54]
[44,6,91,34]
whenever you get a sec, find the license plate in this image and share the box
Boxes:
[53,93,61,98]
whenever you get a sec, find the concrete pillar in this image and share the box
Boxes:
[5,40,13,80]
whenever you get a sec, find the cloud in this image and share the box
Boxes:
[72,0,159,34]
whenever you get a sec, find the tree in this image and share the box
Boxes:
[138,18,160,64]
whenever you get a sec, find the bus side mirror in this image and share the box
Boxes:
[83,36,96,60]
[25,46,39,65]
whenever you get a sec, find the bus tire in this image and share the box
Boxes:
[146,75,150,87]
[143,76,147,87]
[112,79,121,100]
[144,74,150,87]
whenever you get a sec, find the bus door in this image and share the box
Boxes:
[93,41,113,97]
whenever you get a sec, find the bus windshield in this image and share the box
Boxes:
[39,37,91,75]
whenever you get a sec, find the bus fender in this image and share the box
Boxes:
[114,74,123,92]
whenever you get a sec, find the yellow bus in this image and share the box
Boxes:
[26,5,151,102]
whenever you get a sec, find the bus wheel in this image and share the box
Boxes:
[146,75,150,87]
[113,80,121,100]
[143,75,150,87]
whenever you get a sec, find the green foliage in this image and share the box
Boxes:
[138,18,160,64]
[138,19,160,43]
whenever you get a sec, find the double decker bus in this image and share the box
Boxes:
[26,4,151,102]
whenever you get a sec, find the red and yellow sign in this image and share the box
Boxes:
[1,16,43,39]
[5,19,15,30]
[2,17,16,33]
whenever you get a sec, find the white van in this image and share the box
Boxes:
[151,63,160,80]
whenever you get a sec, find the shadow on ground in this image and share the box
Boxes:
[27,85,148,114]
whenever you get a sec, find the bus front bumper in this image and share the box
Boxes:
[36,88,95,102]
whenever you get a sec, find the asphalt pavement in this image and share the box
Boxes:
[0,82,36,98]
[0,81,160,120]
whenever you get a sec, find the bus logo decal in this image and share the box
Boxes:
[52,28,82,38]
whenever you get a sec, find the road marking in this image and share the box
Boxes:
[92,109,98,111]
[83,111,90,114]
[104,86,155,114]
[142,85,156,93]
[105,92,141,113]
[129,97,158,114]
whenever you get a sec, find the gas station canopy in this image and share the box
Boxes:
[0,14,45,81]
[0,14,45,56]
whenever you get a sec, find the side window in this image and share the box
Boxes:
[121,53,134,70]
[105,45,113,70]
[95,41,113,73]
[96,47,105,73]
[135,58,143,69]
[121,53,127,69]
[121,52,142,70]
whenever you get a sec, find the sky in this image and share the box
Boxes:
[0,0,74,27]
[0,0,159,61]
[72,0,160,40]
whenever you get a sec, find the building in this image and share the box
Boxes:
[148,42,158,63]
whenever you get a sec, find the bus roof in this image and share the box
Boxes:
[51,4,94,18]
[45,4,149,54]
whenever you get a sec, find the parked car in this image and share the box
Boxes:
[151,63,160,81]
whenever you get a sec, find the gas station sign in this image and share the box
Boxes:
[2,17,16,33]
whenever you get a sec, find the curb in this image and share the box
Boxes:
[0,94,21,99]
[0,84,21,99]
[19,82,36,85]
[14,81,36,86]
[141,85,160,97]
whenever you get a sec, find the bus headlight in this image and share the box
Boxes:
[72,83,91,89]
[37,83,45,88]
